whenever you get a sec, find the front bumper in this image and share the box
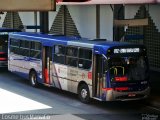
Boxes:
[0,61,7,67]
[102,87,150,101]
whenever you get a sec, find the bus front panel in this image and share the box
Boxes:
[98,47,150,101]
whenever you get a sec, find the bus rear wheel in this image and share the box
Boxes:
[29,71,38,87]
[78,84,90,103]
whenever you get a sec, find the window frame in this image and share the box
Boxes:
[78,47,92,70]
[53,44,66,65]
[66,46,78,67]
[30,41,42,59]
[10,38,20,55]
[53,45,93,70]
[10,38,42,59]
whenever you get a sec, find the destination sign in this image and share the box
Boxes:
[113,48,140,54]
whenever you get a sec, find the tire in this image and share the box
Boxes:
[78,84,90,103]
[29,71,39,87]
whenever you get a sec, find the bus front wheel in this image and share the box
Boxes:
[29,71,38,87]
[78,83,90,103]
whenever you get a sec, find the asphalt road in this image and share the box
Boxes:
[0,69,159,120]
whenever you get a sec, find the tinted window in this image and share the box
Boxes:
[66,46,78,67]
[31,41,41,50]
[20,40,30,48]
[30,50,41,59]
[19,48,30,56]
[10,46,19,55]
[10,39,20,47]
[78,48,92,70]
[79,48,92,60]
[78,59,92,69]
[67,47,78,57]
[54,45,65,54]
[109,56,148,81]
[54,54,65,64]
[0,38,7,52]
[66,57,77,67]
[53,45,66,64]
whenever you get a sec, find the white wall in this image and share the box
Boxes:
[1,5,160,39]
[125,5,140,19]
[17,5,112,39]
[0,5,114,40]
[149,5,160,32]
[124,5,140,32]
[68,5,97,39]
[68,5,113,40]
[19,12,36,32]
[100,5,113,41]
[0,12,36,32]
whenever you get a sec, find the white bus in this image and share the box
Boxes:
[8,32,150,103]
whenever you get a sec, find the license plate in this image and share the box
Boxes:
[128,93,136,97]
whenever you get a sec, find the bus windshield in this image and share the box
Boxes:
[0,35,8,52]
[108,55,148,82]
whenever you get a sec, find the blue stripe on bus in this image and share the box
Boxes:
[9,32,144,54]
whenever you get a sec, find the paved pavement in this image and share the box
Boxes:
[148,95,160,110]
[0,68,159,120]
[147,70,160,109]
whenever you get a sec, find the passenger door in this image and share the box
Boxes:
[93,54,105,98]
[42,46,52,85]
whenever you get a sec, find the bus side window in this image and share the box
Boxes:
[10,39,20,55]
[66,57,77,67]
[66,46,78,67]
[19,40,30,56]
[67,47,78,57]
[10,46,19,55]
[78,48,92,70]
[30,41,41,59]
[53,45,65,64]
[31,41,41,50]
[10,38,20,47]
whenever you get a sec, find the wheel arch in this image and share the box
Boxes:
[29,68,37,79]
[29,68,40,87]
[77,80,91,103]
[77,81,88,94]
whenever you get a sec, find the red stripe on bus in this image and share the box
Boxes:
[115,76,128,82]
[0,52,5,54]
[115,87,129,91]
[0,58,7,61]
[102,88,113,91]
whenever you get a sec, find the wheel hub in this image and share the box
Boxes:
[81,89,87,99]
[31,75,36,85]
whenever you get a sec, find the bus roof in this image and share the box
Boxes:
[9,32,144,54]
[0,27,21,32]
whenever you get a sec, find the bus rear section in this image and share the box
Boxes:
[93,46,150,101]
[0,38,7,67]
[0,28,21,68]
